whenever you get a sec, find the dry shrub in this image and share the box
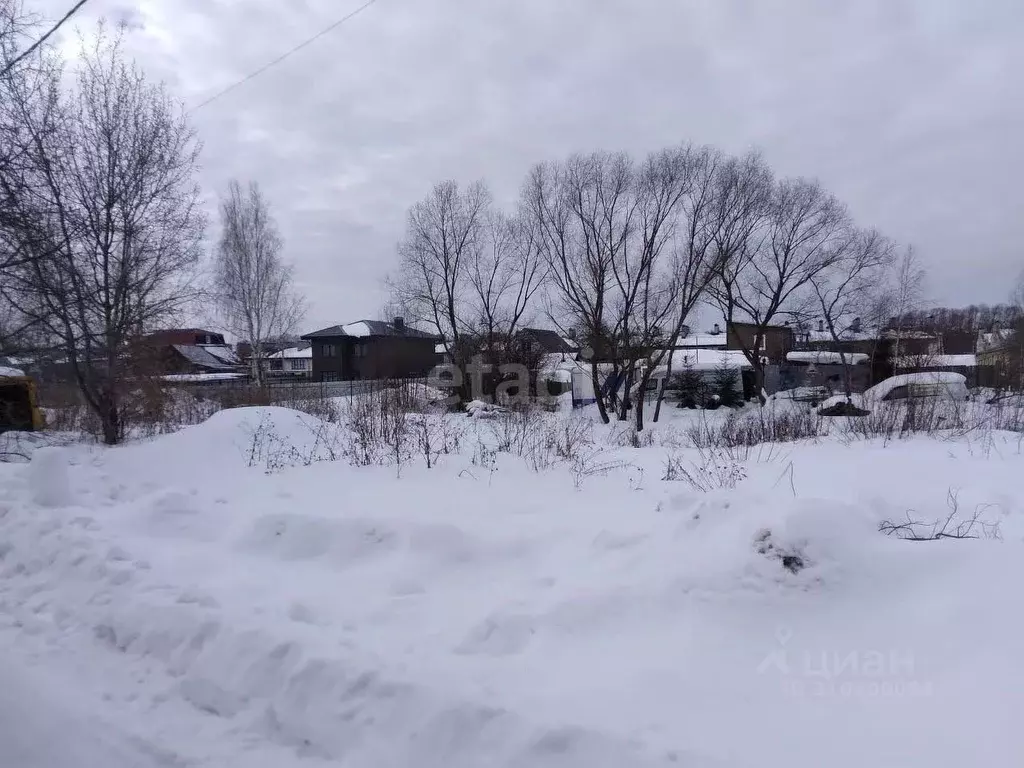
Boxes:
[242,411,344,473]
[840,396,971,442]
[341,387,411,468]
[486,407,596,472]
[688,407,823,450]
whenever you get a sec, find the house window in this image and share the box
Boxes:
[354,343,367,358]
[322,371,339,382]
[322,343,337,357]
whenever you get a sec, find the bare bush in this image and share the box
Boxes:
[242,411,343,473]
[606,423,657,448]
[488,406,543,456]
[840,397,971,443]
[879,489,1002,541]
[550,415,594,460]
[341,388,411,469]
[662,441,763,492]
[688,408,823,450]
[410,412,464,469]
[569,448,630,490]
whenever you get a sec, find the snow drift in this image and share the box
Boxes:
[1,406,1023,767]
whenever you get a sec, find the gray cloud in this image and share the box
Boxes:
[32,0,1024,329]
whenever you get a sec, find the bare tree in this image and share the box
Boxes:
[809,228,894,400]
[465,207,548,395]
[646,146,739,424]
[389,180,490,385]
[0,24,204,443]
[712,168,849,402]
[1013,269,1024,313]
[882,245,928,363]
[468,209,546,344]
[610,145,709,429]
[523,152,637,423]
[214,179,304,387]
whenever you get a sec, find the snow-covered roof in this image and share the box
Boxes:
[435,343,448,355]
[978,329,1014,352]
[268,346,312,360]
[801,329,879,343]
[786,351,870,365]
[652,349,751,373]
[896,354,977,368]
[0,365,26,377]
[161,373,245,383]
[676,334,727,348]
[538,353,589,383]
[171,345,238,371]
[302,320,438,341]
[343,321,372,337]
[200,344,240,365]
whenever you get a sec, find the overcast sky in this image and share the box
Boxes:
[32,0,1024,332]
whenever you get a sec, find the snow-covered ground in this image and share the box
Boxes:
[2,404,1023,766]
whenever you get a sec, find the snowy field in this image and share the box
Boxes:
[2,401,1023,767]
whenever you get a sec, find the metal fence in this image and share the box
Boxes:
[168,376,433,403]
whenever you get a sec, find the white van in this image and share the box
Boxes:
[862,371,969,406]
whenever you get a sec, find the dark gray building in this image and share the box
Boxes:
[301,318,440,382]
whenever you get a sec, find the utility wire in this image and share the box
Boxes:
[191,0,379,112]
[0,0,91,78]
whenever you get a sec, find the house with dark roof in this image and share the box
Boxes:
[141,329,242,376]
[300,318,440,381]
[516,328,578,355]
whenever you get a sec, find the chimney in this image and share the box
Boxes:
[393,316,405,333]
[712,323,722,335]
[817,319,824,333]
[850,317,862,333]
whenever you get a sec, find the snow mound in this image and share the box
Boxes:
[114,406,344,478]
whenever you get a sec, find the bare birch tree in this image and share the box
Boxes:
[883,245,928,357]
[214,179,304,387]
[0,25,204,443]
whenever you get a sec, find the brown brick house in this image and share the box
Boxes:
[726,322,795,364]
[301,318,440,382]
[141,329,242,375]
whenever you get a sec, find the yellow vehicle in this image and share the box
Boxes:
[0,369,45,432]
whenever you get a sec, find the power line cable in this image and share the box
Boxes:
[0,0,91,78]
[190,0,379,112]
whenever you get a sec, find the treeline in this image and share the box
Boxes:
[893,304,1023,335]
[389,146,930,426]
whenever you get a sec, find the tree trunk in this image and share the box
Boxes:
[652,352,675,423]
[590,361,610,424]
[100,395,120,445]
[839,352,853,402]
[617,364,633,421]
[634,385,645,431]
[754,363,767,405]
